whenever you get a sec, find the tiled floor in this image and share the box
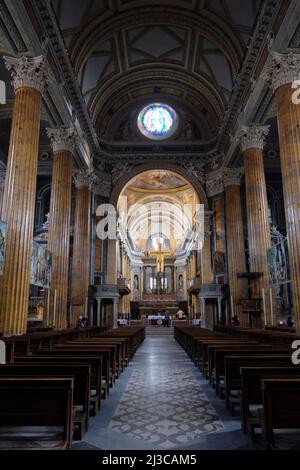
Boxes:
[82,329,255,450]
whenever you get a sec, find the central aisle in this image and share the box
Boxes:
[81,328,253,450]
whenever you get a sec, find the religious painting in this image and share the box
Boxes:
[30,241,52,288]
[0,219,7,275]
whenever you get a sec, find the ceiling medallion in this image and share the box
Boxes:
[137,103,178,141]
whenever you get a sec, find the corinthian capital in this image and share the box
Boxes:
[4,55,47,94]
[223,168,244,187]
[73,169,96,189]
[46,127,76,154]
[206,174,224,197]
[263,51,300,91]
[238,125,270,152]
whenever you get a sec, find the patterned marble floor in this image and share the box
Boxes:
[82,329,255,450]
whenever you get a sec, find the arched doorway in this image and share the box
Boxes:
[101,167,214,327]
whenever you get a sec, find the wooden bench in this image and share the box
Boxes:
[223,355,292,413]
[0,363,90,440]
[240,365,300,441]
[51,344,116,390]
[259,378,300,449]
[16,355,102,416]
[36,348,111,398]
[0,376,73,449]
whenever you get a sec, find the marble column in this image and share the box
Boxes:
[223,168,248,326]
[264,52,300,332]
[71,169,93,325]
[47,128,75,329]
[240,125,272,326]
[0,56,46,336]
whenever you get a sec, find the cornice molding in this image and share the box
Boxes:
[216,0,282,151]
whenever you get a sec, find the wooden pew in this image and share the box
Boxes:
[0,363,90,440]
[207,342,271,384]
[240,365,300,441]
[51,343,116,389]
[0,376,73,449]
[16,355,102,415]
[36,348,111,398]
[223,355,292,413]
[259,378,300,449]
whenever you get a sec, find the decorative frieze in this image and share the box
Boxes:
[238,125,270,152]
[181,162,205,184]
[93,175,112,198]
[46,127,76,154]
[263,51,300,91]
[111,163,134,185]
[4,55,47,94]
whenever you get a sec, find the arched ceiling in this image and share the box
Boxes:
[51,0,262,150]
[118,169,199,254]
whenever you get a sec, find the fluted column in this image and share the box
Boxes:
[224,168,248,326]
[264,52,300,332]
[0,56,46,336]
[240,125,272,326]
[71,170,93,325]
[0,170,6,215]
[47,128,75,329]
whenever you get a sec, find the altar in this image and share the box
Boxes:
[147,315,168,326]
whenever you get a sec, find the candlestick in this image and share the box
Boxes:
[262,288,267,326]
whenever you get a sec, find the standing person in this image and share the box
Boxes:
[165,311,170,327]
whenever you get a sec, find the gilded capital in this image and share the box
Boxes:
[239,125,270,152]
[47,127,76,154]
[4,55,47,94]
[263,51,300,91]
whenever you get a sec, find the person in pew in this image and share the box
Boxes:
[286,316,294,328]
[76,316,85,330]
[83,316,89,328]
[231,315,240,327]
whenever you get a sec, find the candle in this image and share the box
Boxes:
[262,288,267,326]
[85,297,88,316]
[53,288,57,326]
[69,304,72,327]
[269,288,274,325]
